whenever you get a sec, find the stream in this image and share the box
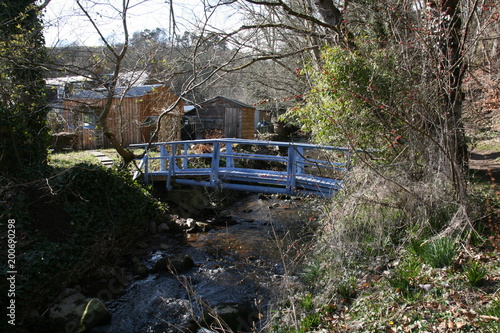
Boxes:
[93,193,322,333]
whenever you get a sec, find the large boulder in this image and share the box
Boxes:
[153,255,195,274]
[48,289,110,332]
[166,188,212,216]
[203,302,257,332]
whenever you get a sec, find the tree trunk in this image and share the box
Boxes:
[438,0,468,197]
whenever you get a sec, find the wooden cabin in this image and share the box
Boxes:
[62,85,183,150]
[187,96,256,139]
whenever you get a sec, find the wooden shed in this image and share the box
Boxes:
[62,85,183,150]
[191,96,256,139]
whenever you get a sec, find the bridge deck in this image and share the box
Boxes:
[131,138,351,197]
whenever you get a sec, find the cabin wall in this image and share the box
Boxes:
[197,99,255,139]
[196,102,225,138]
[62,86,182,150]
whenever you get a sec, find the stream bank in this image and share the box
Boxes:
[90,189,324,333]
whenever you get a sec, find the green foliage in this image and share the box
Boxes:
[388,255,422,299]
[300,293,315,311]
[282,44,408,150]
[0,164,165,321]
[483,298,500,332]
[336,276,357,300]
[297,294,321,332]
[0,0,50,173]
[420,238,457,268]
[300,257,322,285]
[300,312,321,332]
[51,164,162,233]
[464,261,487,287]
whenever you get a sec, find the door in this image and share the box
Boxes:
[224,108,240,138]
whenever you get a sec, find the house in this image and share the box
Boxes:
[62,84,183,150]
[184,96,256,139]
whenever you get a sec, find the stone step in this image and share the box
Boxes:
[89,151,114,167]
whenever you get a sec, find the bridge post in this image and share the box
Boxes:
[296,146,305,175]
[182,143,189,169]
[210,141,220,187]
[226,142,234,168]
[345,151,352,170]
[160,145,166,171]
[286,145,297,195]
[167,144,177,191]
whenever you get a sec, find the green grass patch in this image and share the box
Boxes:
[420,238,457,268]
[464,260,488,287]
[48,150,99,168]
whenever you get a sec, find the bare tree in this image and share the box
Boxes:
[61,0,244,165]
[210,0,494,200]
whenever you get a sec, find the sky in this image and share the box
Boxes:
[43,0,242,47]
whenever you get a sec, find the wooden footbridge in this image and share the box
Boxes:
[131,139,352,197]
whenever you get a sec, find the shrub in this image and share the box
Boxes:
[1,163,166,322]
[282,44,408,153]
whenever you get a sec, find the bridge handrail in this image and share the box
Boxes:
[130,138,356,195]
[130,138,353,151]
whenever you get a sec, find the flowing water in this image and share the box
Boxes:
[94,193,322,333]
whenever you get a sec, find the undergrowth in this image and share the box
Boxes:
[0,163,167,331]
[268,166,500,332]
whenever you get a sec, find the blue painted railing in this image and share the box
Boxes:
[131,138,352,197]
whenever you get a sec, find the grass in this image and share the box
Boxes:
[464,260,488,287]
[48,148,154,170]
[419,237,457,268]
[48,150,100,168]
[388,255,422,299]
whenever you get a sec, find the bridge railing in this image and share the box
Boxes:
[130,138,352,196]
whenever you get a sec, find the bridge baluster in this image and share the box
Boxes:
[183,143,189,169]
[210,141,220,187]
[296,146,305,175]
[160,145,166,171]
[287,145,297,195]
[226,143,234,168]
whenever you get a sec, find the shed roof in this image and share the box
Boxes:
[199,96,255,109]
[69,84,164,100]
